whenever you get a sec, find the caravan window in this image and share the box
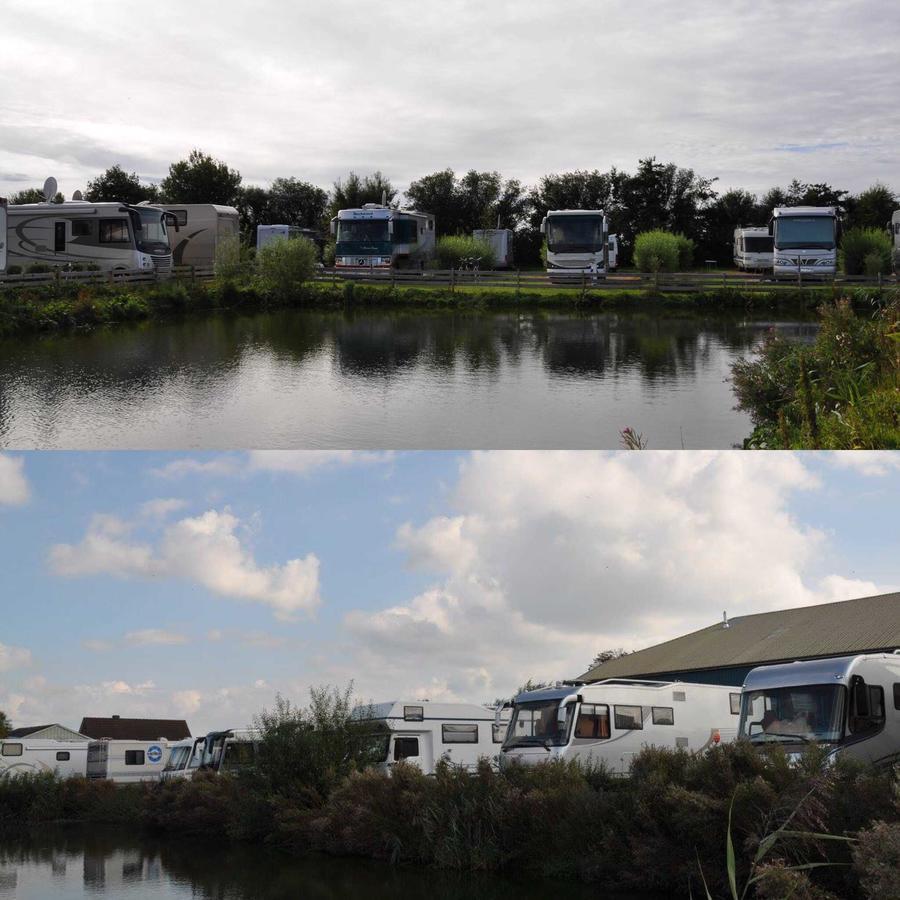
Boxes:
[442,724,478,744]
[99,219,130,243]
[574,704,610,740]
[651,707,674,726]
[72,220,92,237]
[1,743,23,757]
[403,706,424,722]
[614,705,644,730]
[125,750,145,766]
[894,684,900,711]
[492,724,505,743]
[730,694,742,715]
[56,751,70,761]
[393,737,419,761]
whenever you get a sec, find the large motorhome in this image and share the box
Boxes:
[770,206,838,278]
[159,737,202,781]
[196,729,260,774]
[5,201,174,275]
[499,680,739,775]
[0,738,89,778]
[331,204,435,270]
[539,209,609,281]
[148,203,239,268]
[473,228,514,268]
[739,653,900,767]
[86,739,170,783]
[354,701,509,774]
[733,226,774,271]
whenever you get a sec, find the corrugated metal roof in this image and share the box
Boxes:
[79,717,191,741]
[580,592,900,682]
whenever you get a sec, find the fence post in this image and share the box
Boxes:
[450,267,455,293]
[516,268,521,301]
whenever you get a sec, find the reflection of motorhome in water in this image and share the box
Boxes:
[733,226,774,271]
[739,654,900,767]
[770,206,838,277]
[0,739,89,778]
[5,201,174,274]
[500,680,739,775]
[148,203,239,267]
[539,209,609,280]
[331,204,435,269]
[355,701,509,774]
[87,740,170,783]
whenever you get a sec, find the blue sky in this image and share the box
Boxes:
[1,451,898,732]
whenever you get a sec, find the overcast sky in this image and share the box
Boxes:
[1,450,898,733]
[2,0,898,201]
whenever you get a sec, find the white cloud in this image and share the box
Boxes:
[49,508,321,620]
[0,455,30,506]
[140,498,188,520]
[827,452,900,478]
[0,642,32,672]
[150,457,240,480]
[248,450,394,475]
[125,629,188,646]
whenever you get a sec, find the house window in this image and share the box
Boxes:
[99,219,130,243]
[56,751,70,761]
[72,220,92,237]
[393,737,419,761]
[614,705,643,730]
[729,693,742,715]
[574,704,610,739]
[1,743,23,757]
[442,724,478,744]
[125,750,145,765]
[651,707,674,726]
[403,706,424,722]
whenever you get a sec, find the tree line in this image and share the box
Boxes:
[7,150,898,266]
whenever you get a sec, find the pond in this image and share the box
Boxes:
[0,829,661,899]
[0,308,817,449]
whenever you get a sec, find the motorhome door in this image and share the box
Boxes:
[0,200,7,271]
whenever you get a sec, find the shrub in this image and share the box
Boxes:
[675,232,696,269]
[435,235,496,269]
[214,234,245,282]
[322,241,336,267]
[27,263,52,274]
[255,236,317,299]
[6,265,22,275]
[633,230,681,272]
[854,820,900,899]
[840,227,892,276]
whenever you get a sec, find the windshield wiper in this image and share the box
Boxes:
[755,732,813,743]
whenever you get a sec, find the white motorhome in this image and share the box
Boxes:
[148,203,239,268]
[86,739,170,783]
[473,228,514,268]
[739,653,900,768]
[607,233,619,270]
[890,210,900,272]
[195,729,260,774]
[0,739,89,778]
[331,204,435,270]
[499,680,739,775]
[733,226,774,271]
[354,701,509,774]
[770,206,838,277]
[539,209,609,281]
[256,224,319,254]
[159,737,200,781]
[5,201,174,275]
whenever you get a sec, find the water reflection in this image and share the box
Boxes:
[0,829,661,899]
[0,309,817,449]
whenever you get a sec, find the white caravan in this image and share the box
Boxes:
[733,226,774,271]
[5,201,174,275]
[739,653,900,768]
[499,680,739,775]
[607,233,619,270]
[890,210,900,272]
[355,701,509,774]
[149,203,239,268]
[770,206,838,277]
[0,739,89,778]
[256,224,319,253]
[473,228,514,268]
[539,209,609,281]
[331,204,436,270]
[86,739,170,783]
[0,197,7,271]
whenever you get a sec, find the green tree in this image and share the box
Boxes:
[762,179,850,215]
[405,168,461,234]
[267,177,328,230]
[701,189,764,265]
[10,187,63,204]
[85,165,158,204]
[846,183,897,230]
[159,149,242,205]
[590,648,630,670]
[329,171,396,217]
[235,185,272,243]
[0,711,10,738]
[529,169,623,229]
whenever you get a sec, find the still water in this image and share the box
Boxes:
[0,830,657,899]
[0,308,817,449]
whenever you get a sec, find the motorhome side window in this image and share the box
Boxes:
[172,210,188,226]
[729,693,741,715]
[125,750,145,765]
[442,724,478,743]
[614,705,643,730]
[99,219,130,243]
[394,737,419,761]
[574,703,610,739]
[894,684,900,711]
[56,751,70,761]
[492,724,505,743]
[1,743,23,756]
[403,705,424,721]
[651,707,674,726]
[72,220,92,237]
[849,681,885,735]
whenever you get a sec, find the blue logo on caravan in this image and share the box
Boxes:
[147,745,163,764]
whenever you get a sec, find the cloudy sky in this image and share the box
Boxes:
[1,450,898,733]
[1,0,898,201]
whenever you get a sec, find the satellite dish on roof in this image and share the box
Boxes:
[43,177,58,202]
[72,189,83,201]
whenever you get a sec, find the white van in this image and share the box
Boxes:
[86,739,170,783]
[499,680,739,775]
[0,739,89,778]
[733,226,774,271]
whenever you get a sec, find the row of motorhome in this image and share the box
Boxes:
[736,206,840,276]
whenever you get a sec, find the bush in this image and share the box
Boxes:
[6,265,22,275]
[27,263,52,274]
[675,232,696,269]
[840,227,893,276]
[255,236,317,299]
[854,820,900,899]
[214,235,245,282]
[322,241,336,267]
[435,235,496,269]
[633,230,681,272]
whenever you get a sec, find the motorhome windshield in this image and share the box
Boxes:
[739,684,845,744]
[163,746,190,771]
[503,700,574,748]
[774,216,835,250]
[130,208,169,253]
[547,216,605,253]
[337,220,390,243]
[744,236,773,253]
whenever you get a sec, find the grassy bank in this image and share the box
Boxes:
[0,274,855,338]
[2,745,898,899]
[732,295,900,448]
